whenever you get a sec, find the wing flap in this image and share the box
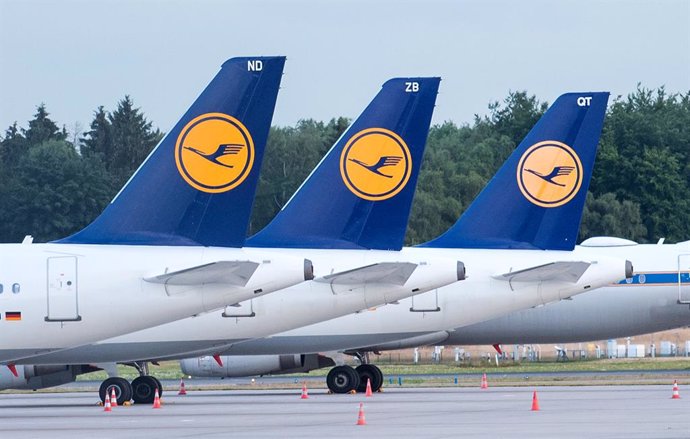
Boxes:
[493,261,590,283]
[144,261,260,286]
[315,262,417,285]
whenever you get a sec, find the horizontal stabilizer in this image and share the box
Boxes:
[315,262,417,286]
[493,261,590,283]
[145,261,260,286]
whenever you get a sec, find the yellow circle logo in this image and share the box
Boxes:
[516,141,583,208]
[175,113,254,193]
[340,128,412,201]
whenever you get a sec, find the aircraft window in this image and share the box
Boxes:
[0,284,3,294]
[12,283,20,294]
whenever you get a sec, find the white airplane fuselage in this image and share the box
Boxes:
[442,240,690,346]
[0,243,309,363]
[218,241,682,355]
[13,246,627,364]
[215,246,631,355]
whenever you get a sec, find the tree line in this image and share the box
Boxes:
[1,87,688,245]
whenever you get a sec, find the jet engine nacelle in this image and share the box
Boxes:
[360,257,465,308]
[555,256,634,301]
[0,365,96,390]
[180,354,334,377]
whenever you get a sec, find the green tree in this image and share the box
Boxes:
[579,192,647,242]
[486,91,548,146]
[80,106,112,162]
[0,140,111,242]
[0,122,28,168]
[23,104,66,146]
[592,87,690,241]
[107,96,162,188]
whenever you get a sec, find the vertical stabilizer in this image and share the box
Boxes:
[248,78,440,250]
[422,92,609,250]
[57,57,285,246]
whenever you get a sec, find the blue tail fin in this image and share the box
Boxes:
[247,77,441,250]
[57,57,285,247]
[421,92,610,250]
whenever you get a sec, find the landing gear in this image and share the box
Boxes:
[326,365,360,394]
[131,375,163,404]
[325,363,385,394]
[97,361,164,404]
[99,377,132,405]
[355,364,383,393]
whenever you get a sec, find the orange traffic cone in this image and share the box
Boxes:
[531,391,540,411]
[103,393,112,412]
[300,382,309,399]
[672,380,681,399]
[178,379,187,396]
[365,378,373,397]
[152,388,161,408]
[110,387,118,407]
[356,402,366,425]
[480,373,488,389]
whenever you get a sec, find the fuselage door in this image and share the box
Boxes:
[222,299,256,318]
[46,256,81,321]
[409,289,441,312]
[677,254,690,304]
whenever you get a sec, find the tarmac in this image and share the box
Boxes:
[1,385,689,438]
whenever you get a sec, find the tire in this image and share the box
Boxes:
[99,377,132,405]
[371,364,384,392]
[355,364,383,393]
[326,366,360,394]
[131,375,159,404]
[150,376,164,397]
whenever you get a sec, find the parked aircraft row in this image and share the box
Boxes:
[1,56,681,403]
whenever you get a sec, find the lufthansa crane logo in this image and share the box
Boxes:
[175,113,254,193]
[516,141,583,208]
[340,128,412,201]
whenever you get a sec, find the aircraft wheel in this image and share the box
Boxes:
[355,364,383,393]
[150,375,164,397]
[99,377,132,405]
[371,364,384,392]
[326,366,360,394]
[131,375,160,404]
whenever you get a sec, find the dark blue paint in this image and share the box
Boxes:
[618,272,690,285]
[248,77,440,250]
[421,92,610,250]
[55,57,285,247]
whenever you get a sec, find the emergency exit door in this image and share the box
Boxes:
[46,256,81,321]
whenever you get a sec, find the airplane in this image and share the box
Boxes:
[0,77,467,404]
[4,91,633,399]
[177,92,638,393]
[420,236,690,347]
[0,56,315,364]
[187,235,690,382]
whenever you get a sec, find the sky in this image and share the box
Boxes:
[1,0,689,137]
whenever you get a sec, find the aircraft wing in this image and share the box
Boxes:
[144,261,260,286]
[493,261,590,283]
[315,262,417,285]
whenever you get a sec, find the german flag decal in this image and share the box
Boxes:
[5,312,21,321]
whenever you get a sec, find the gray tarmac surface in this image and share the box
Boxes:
[1,385,690,438]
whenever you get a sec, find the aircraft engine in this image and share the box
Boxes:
[0,365,97,390]
[180,354,334,377]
